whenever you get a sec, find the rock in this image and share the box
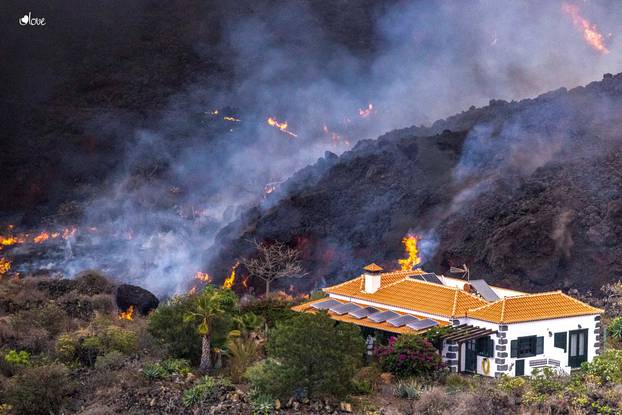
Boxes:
[115,284,159,315]
[340,402,352,412]
[274,399,281,410]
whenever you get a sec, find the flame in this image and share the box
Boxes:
[562,3,609,54]
[33,231,50,244]
[358,103,374,118]
[1,236,18,246]
[188,286,198,295]
[118,305,134,320]
[242,275,249,289]
[223,261,239,289]
[267,117,298,137]
[195,271,211,282]
[223,116,241,122]
[398,235,421,271]
[322,125,351,147]
[0,258,11,275]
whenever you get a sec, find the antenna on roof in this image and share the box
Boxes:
[449,264,470,282]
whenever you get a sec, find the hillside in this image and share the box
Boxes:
[211,73,622,293]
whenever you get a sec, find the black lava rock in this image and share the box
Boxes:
[115,284,159,315]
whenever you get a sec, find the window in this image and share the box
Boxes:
[475,336,494,357]
[511,335,544,358]
[554,332,567,351]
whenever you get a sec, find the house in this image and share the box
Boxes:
[293,263,604,377]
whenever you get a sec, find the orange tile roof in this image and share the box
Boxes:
[291,298,447,334]
[363,263,384,272]
[324,274,488,319]
[466,291,603,323]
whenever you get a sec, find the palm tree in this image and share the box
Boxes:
[184,286,237,373]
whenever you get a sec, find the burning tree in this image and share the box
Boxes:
[183,286,238,373]
[241,240,306,295]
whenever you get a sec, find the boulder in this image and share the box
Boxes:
[115,284,159,315]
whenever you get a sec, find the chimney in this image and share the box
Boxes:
[363,263,383,294]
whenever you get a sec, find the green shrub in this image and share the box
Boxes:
[2,364,74,415]
[249,389,275,415]
[607,316,622,341]
[240,296,295,328]
[4,350,30,366]
[148,295,202,363]
[244,359,291,398]
[227,336,262,383]
[100,325,138,354]
[394,378,423,400]
[161,358,191,376]
[94,350,125,371]
[497,373,527,395]
[181,376,224,407]
[55,325,139,366]
[443,372,475,392]
[0,350,30,377]
[143,362,168,381]
[582,350,622,384]
[55,334,78,362]
[375,335,444,378]
[351,365,382,395]
[529,367,565,396]
[11,302,69,337]
[143,358,191,381]
[91,294,115,314]
[256,312,364,399]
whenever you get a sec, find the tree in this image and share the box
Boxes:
[183,286,238,373]
[241,240,306,295]
[249,312,364,399]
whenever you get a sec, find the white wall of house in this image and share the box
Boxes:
[445,314,602,377]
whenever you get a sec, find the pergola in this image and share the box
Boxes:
[441,324,497,343]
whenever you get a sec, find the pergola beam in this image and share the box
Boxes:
[447,329,497,343]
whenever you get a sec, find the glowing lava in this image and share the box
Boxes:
[267,117,298,137]
[398,235,421,271]
[33,231,51,244]
[118,305,135,320]
[1,236,18,246]
[0,258,11,275]
[562,3,609,54]
[358,103,374,118]
[223,261,240,289]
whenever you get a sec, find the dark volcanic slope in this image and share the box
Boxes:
[212,73,622,293]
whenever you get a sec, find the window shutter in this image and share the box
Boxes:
[554,332,567,351]
[487,338,494,357]
[536,336,544,355]
[510,340,517,358]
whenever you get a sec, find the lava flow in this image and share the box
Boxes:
[562,2,609,54]
[0,258,11,275]
[267,117,298,137]
[398,234,421,271]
